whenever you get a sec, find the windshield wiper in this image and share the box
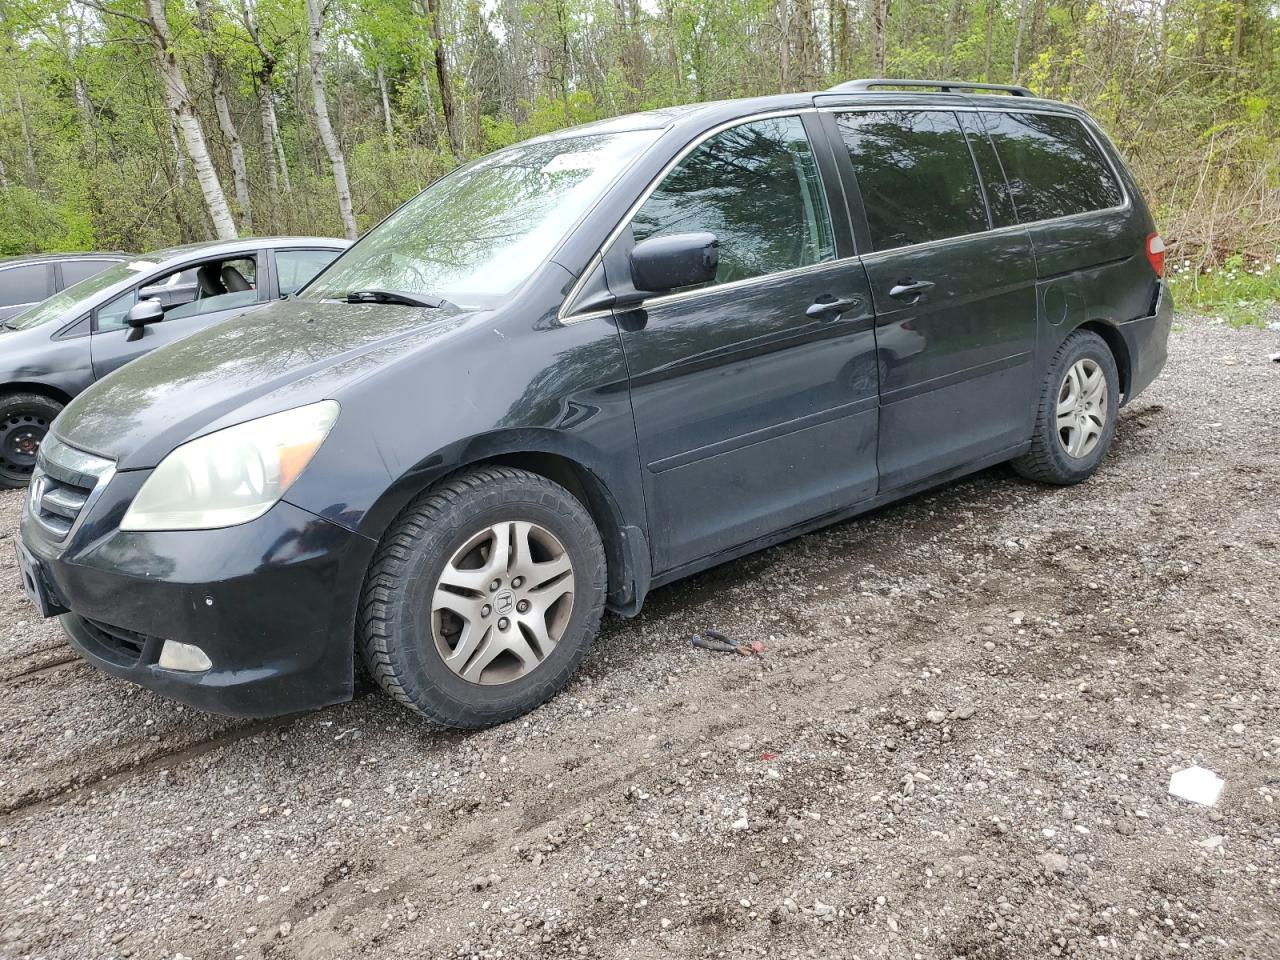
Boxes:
[345,289,451,308]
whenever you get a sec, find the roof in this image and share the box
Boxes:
[141,236,350,263]
[532,79,1074,145]
[1,236,349,269]
[0,252,131,267]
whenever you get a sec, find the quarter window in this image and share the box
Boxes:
[276,248,341,297]
[631,116,835,287]
[836,110,988,251]
[0,264,51,307]
[96,288,137,331]
[980,112,1123,221]
[60,259,116,287]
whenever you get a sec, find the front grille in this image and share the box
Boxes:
[78,617,154,667]
[29,435,113,542]
[31,474,93,538]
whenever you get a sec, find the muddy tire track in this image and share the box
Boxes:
[1,716,295,819]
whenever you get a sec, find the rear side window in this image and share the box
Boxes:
[60,259,116,287]
[276,248,341,296]
[836,110,988,251]
[631,115,835,287]
[0,264,52,307]
[980,112,1123,221]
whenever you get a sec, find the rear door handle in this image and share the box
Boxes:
[805,295,863,319]
[888,279,935,301]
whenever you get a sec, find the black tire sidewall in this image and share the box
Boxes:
[0,393,63,488]
[1040,333,1120,482]
[376,475,605,725]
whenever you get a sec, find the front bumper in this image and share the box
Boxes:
[1117,280,1173,403]
[20,467,375,717]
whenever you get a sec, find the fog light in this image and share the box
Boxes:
[157,640,212,672]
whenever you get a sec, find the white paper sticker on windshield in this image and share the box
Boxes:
[126,260,159,271]
[541,153,597,174]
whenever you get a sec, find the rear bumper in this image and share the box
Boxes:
[21,478,375,718]
[1118,280,1173,404]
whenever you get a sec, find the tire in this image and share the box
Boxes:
[0,393,63,489]
[1012,329,1120,485]
[358,466,607,729]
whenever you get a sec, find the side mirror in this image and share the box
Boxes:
[629,232,719,294]
[125,299,164,342]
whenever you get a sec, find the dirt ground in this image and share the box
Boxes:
[1,314,1278,960]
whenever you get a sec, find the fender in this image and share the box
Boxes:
[354,427,652,616]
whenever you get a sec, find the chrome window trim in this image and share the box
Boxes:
[558,102,1131,323]
[559,108,823,323]
[633,254,864,312]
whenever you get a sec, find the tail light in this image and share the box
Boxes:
[1145,233,1165,277]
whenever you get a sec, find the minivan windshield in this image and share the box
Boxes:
[303,129,659,307]
[6,259,157,330]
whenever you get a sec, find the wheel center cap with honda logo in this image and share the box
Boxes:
[494,590,515,615]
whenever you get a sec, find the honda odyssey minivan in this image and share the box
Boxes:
[18,79,1172,728]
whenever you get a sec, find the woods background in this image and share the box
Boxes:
[0,0,1277,278]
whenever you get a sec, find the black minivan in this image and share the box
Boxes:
[18,80,1172,728]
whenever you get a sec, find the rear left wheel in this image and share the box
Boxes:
[1012,329,1119,485]
[0,393,63,489]
[358,466,607,728]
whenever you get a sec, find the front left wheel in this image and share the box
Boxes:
[0,392,63,489]
[358,466,607,728]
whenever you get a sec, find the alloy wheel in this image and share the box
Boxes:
[431,520,575,685]
[1056,358,1108,458]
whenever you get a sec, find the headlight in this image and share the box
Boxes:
[120,401,340,531]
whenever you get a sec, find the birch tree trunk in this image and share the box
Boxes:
[212,78,252,232]
[304,0,358,240]
[420,69,442,144]
[871,0,889,74]
[240,0,291,203]
[196,0,252,231]
[261,87,292,195]
[1011,0,1030,82]
[170,113,187,187]
[256,83,279,230]
[142,0,237,239]
[376,63,395,145]
[421,0,463,157]
[14,81,37,185]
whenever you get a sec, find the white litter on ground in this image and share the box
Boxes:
[1169,765,1225,806]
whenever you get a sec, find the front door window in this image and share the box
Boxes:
[97,256,259,330]
[631,115,836,288]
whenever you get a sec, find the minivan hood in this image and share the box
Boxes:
[53,299,479,469]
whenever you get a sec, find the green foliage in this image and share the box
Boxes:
[0,184,83,255]
[0,0,1276,281]
[1166,252,1280,328]
[481,92,603,151]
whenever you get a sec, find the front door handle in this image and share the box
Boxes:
[888,279,935,302]
[805,295,863,319]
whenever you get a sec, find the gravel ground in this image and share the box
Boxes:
[1,314,1278,960]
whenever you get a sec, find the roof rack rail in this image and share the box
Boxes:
[827,78,1035,97]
